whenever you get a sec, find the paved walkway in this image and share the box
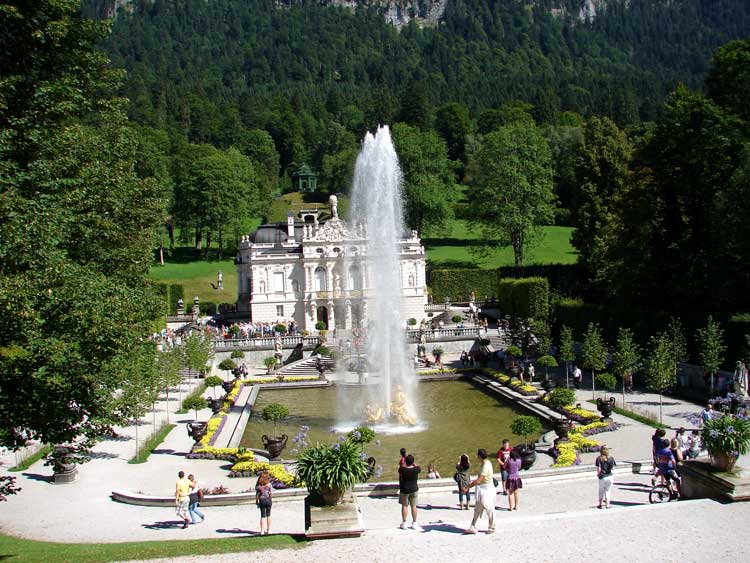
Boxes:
[1,365,747,562]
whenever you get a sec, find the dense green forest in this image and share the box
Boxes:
[78,0,750,317]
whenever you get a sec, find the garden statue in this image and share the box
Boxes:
[365,403,385,424]
[390,386,417,426]
[274,335,283,363]
[734,361,748,398]
[329,194,338,220]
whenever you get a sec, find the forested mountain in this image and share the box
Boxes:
[88,0,750,145]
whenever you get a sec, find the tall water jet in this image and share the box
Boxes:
[348,126,418,426]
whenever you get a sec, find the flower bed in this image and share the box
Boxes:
[551,420,619,468]
[245,376,321,384]
[508,380,538,396]
[550,404,600,423]
[187,447,254,462]
[229,460,299,488]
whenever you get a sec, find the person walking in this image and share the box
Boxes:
[455,454,472,510]
[595,445,616,509]
[175,471,191,529]
[573,365,582,389]
[398,454,422,531]
[187,474,205,524]
[255,471,273,535]
[505,450,523,511]
[464,449,495,534]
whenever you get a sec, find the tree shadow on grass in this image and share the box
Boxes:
[215,527,258,536]
[427,259,479,269]
[423,237,486,248]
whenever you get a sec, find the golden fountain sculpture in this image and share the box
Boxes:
[364,385,416,426]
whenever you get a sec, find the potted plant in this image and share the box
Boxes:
[700,413,750,472]
[264,356,278,373]
[451,315,463,323]
[294,437,369,505]
[230,350,245,360]
[218,358,237,378]
[315,320,327,331]
[275,323,288,334]
[261,402,290,459]
[203,375,225,413]
[407,318,417,326]
[504,345,523,377]
[511,415,542,470]
[595,373,617,419]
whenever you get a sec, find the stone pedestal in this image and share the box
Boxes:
[304,494,364,539]
[53,467,78,484]
[680,459,750,502]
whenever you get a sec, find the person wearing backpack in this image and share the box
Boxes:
[255,471,273,535]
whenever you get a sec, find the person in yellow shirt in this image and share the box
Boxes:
[175,471,191,529]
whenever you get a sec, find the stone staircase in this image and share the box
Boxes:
[277,355,334,377]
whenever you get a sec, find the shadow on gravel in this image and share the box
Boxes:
[422,522,466,534]
[419,504,456,511]
[608,500,645,507]
[628,400,680,407]
[21,472,51,483]
[142,520,187,530]
[152,449,186,457]
[89,451,120,460]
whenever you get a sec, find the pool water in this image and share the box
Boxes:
[240,379,540,481]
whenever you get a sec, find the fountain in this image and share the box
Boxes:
[343,126,418,431]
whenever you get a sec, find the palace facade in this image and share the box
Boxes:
[236,207,427,330]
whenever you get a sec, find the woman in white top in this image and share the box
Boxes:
[463,448,496,534]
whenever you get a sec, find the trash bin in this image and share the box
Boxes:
[631,462,642,474]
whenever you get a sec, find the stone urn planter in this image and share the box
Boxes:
[541,378,555,395]
[515,443,537,470]
[262,434,288,459]
[319,485,347,506]
[553,418,571,442]
[710,451,739,473]
[51,445,78,484]
[221,380,235,394]
[596,396,616,420]
[207,397,224,414]
[187,421,208,444]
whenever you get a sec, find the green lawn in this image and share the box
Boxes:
[0,533,303,563]
[424,221,577,269]
[150,254,237,304]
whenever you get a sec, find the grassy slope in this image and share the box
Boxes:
[0,534,302,563]
[424,220,577,269]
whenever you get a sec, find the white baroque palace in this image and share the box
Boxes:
[236,206,427,330]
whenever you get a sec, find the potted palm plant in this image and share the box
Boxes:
[294,436,369,506]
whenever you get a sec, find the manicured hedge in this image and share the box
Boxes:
[429,269,497,303]
[157,283,186,316]
[501,277,549,320]
[430,269,549,319]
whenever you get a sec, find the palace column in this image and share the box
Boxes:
[345,300,352,330]
[327,300,335,330]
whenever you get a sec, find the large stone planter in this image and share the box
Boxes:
[262,434,288,459]
[711,451,739,473]
[553,419,571,442]
[187,421,208,444]
[515,444,537,470]
[52,445,78,484]
[596,396,616,420]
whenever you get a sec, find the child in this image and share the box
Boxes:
[426,463,440,479]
